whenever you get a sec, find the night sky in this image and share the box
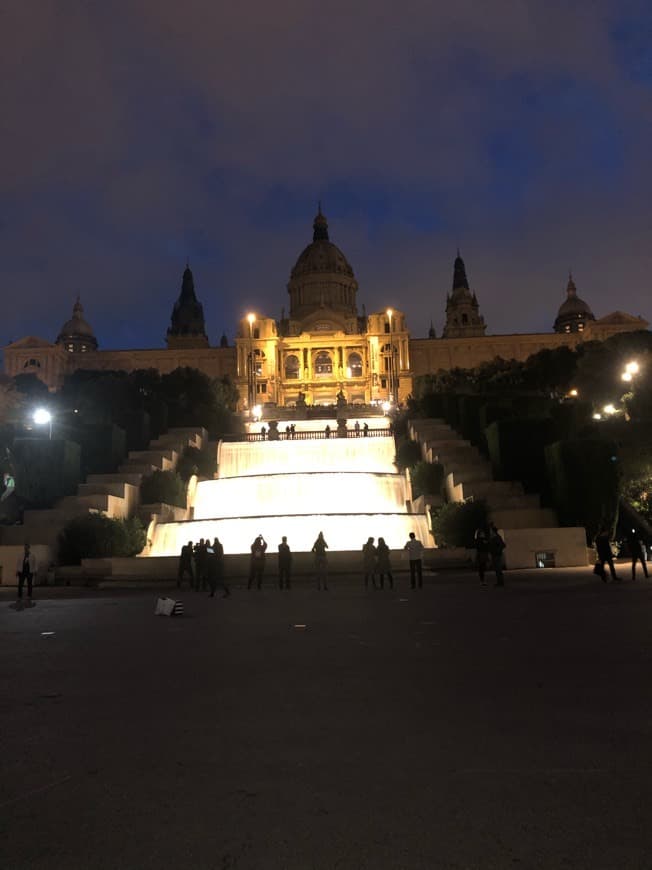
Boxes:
[2,1,651,354]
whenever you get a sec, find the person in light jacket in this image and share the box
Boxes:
[16,543,38,603]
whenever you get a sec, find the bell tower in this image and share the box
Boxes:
[442,252,486,338]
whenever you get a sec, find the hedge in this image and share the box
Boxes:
[140,469,187,508]
[395,440,422,471]
[13,438,81,509]
[431,499,489,548]
[58,515,146,564]
[70,423,127,476]
[545,438,620,542]
[176,445,217,481]
[410,461,445,499]
[486,417,554,496]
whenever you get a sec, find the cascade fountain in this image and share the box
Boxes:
[147,420,431,555]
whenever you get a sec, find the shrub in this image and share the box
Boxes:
[140,470,187,507]
[175,445,217,481]
[545,439,620,543]
[58,515,146,564]
[410,461,445,499]
[431,499,489,548]
[485,418,554,496]
[395,440,422,471]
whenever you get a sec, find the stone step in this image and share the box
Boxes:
[86,472,144,487]
[78,481,130,499]
[118,462,158,476]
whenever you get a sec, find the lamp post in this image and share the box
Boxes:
[247,312,256,415]
[386,308,394,403]
[33,407,52,440]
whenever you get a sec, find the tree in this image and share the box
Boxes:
[431,500,489,548]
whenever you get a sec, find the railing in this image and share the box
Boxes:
[221,428,392,442]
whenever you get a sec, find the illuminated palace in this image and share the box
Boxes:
[4,209,648,403]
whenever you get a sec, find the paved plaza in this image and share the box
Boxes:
[2,569,652,869]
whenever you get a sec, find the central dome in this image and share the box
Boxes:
[287,209,358,329]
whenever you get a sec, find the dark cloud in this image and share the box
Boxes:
[0,0,650,352]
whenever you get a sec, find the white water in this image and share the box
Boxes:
[147,433,431,555]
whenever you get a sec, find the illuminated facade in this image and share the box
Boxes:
[3,209,648,402]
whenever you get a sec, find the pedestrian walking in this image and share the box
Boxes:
[376,537,393,589]
[248,534,267,589]
[474,525,490,586]
[207,537,230,597]
[626,528,649,580]
[278,536,292,589]
[177,540,194,588]
[16,543,37,605]
[403,532,424,589]
[595,527,620,582]
[488,523,506,587]
[362,536,377,589]
[312,531,329,590]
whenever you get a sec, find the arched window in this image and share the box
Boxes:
[285,354,299,379]
[314,351,333,376]
[347,352,363,378]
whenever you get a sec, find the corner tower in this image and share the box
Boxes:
[442,252,486,338]
[167,265,209,349]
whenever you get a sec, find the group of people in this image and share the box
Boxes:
[177,538,231,597]
[474,523,507,587]
[594,526,649,582]
[177,531,427,593]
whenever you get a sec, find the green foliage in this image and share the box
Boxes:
[69,423,127,476]
[58,515,146,565]
[13,438,81,509]
[140,469,187,507]
[410,461,445,499]
[545,439,620,542]
[486,418,554,496]
[431,500,489,548]
[395,440,422,471]
[13,373,50,399]
[176,445,217,481]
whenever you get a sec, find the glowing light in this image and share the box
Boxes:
[603,404,617,415]
[568,389,578,397]
[386,308,393,321]
[593,413,602,420]
[33,408,52,425]
[247,312,255,326]
[621,372,633,382]
[252,404,262,420]
[625,361,639,375]
[382,401,391,412]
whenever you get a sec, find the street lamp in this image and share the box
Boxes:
[622,360,639,382]
[247,312,256,414]
[33,407,52,439]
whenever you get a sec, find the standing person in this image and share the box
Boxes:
[626,528,649,580]
[312,531,329,590]
[290,424,296,439]
[324,424,331,439]
[177,540,194,588]
[403,532,424,589]
[362,537,377,589]
[363,422,369,437]
[248,534,267,589]
[260,425,267,440]
[595,527,620,582]
[376,537,393,589]
[207,537,230,597]
[278,536,292,589]
[488,523,506,587]
[285,425,291,439]
[194,539,209,591]
[474,525,490,586]
[354,421,361,437]
[16,543,38,605]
